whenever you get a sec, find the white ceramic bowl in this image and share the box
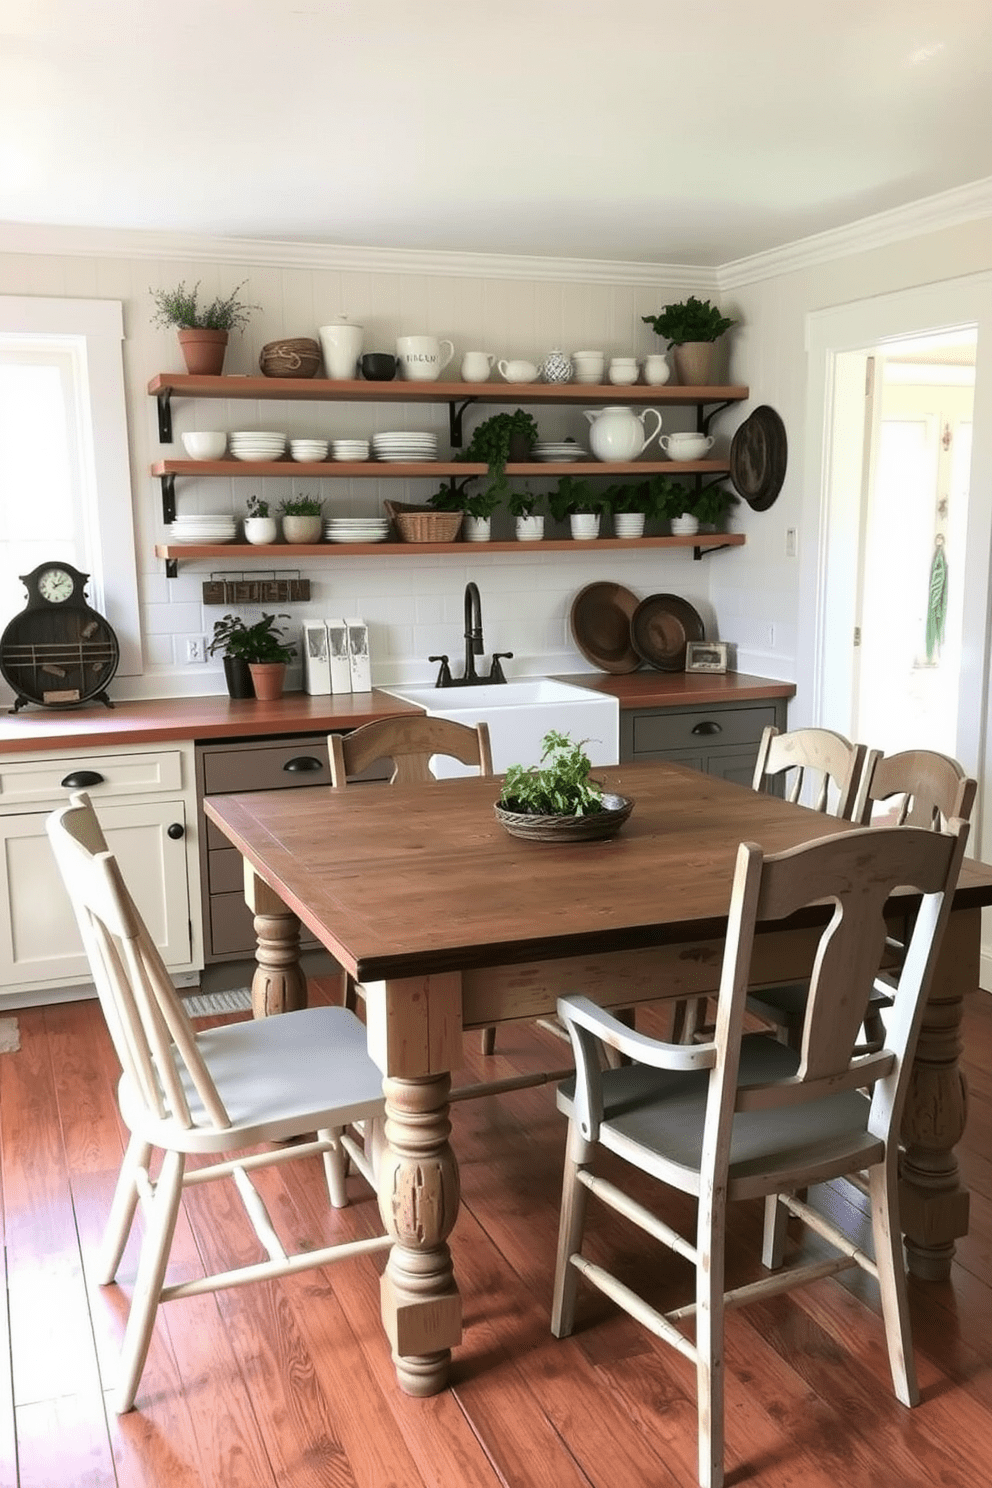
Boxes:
[182,431,227,460]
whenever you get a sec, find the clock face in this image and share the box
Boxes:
[37,567,75,604]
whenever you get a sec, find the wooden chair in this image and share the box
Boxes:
[551,818,969,1488]
[330,715,572,1098]
[46,792,390,1415]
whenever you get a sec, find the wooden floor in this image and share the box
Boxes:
[2,982,992,1488]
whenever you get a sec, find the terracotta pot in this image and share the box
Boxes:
[671,341,715,387]
[248,662,287,701]
[223,656,254,699]
[177,328,229,375]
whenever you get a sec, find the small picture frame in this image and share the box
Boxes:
[685,641,729,674]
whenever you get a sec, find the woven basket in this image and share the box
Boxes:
[259,338,322,378]
[384,500,463,544]
[494,793,633,843]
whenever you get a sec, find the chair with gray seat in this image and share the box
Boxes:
[46,791,390,1415]
[551,817,969,1488]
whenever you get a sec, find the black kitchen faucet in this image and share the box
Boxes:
[429,581,513,687]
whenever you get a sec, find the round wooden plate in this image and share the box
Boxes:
[729,405,787,511]
[569,581,641,673]
[630,593,705,671]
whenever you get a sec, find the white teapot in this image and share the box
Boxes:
[585,405,663,462]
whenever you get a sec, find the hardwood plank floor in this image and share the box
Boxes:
[1,982,991,1487]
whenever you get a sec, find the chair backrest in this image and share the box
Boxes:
[46,792,231,1132]
[854,747,977,830]
[329,715,493,786]
[752,725,865,819]
[712,819,968,1143]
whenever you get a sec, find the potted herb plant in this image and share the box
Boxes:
[604,474,684,538]
[640,295,736,387]
[547,474,609,540]
[495,730,633,842]
[207,613,255,698]
[278,495,323,544]
[244,495,277,546]
[208,612,296,701]
[457,409,540,513]
[507,485,544,541]
[428,477,502,542]
[149,279,259,376]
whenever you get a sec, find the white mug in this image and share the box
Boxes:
[461,351,495,382]
[396,335,455,381]
[498,358,538,383]
[572,350,605,384]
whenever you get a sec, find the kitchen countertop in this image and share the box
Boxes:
[0,672,795,755]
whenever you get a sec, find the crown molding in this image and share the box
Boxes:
[0,221,717,290]
[718,176,992,291]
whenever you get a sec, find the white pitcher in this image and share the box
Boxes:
[396,335,455,381]
[585,405,663,462]
[318,316,364,380]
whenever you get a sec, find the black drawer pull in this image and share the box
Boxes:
[283,755,324,774]
[690,721,722,736]
[60,770,105,789]
[167,822,185,840]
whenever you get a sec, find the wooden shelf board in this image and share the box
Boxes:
[155,534,746,561]
[153,459,730,479]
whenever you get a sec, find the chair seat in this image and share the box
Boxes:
[557,1033,883,1200]
[120,1005,385,1153]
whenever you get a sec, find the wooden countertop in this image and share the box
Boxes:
[0,672,796,755]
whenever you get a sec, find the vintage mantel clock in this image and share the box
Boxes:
[0,562,119,712]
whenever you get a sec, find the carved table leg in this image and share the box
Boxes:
[244,865,308,1018]
[364,971,465,1395]
[899,907,977,1279]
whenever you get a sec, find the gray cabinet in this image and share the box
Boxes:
[619,698,788,784]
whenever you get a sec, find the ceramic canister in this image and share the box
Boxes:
[318,316,364,379]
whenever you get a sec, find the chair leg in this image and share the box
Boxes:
[320,1127,348,1208]
[868,1158,919,1407]
[115,1147,185,1414]
[551,1125,592,1338]
[671,997,709,1044]
[480,1026,496,1055]
[695,1190,727,1488]
[761,1192,789,1270]
[99,1133,152,1285]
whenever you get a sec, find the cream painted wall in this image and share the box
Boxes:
[0,248,731,702]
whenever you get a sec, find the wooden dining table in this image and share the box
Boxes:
[204,759,992,1397]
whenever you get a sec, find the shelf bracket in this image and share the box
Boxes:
[165,556,178,578]
[693,542,735,561]
[156,388,174,443]
[696,400,733,437]
[448,397,476,448]
[160,472,176,525]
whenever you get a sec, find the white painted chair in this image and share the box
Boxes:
[551,818,968,1488]
[46,791,390,1415]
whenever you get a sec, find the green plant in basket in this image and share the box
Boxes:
[498,730,604,818]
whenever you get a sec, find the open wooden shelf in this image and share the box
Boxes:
[155,533,745,563]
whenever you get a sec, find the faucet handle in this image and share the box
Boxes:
[429,654,452,687]
[488,652,514,684]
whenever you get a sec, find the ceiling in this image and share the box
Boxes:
[3,1,992,268]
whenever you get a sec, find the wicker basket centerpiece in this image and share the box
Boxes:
[494,730,634,843]
[384,500,463,544]
[494,792,633,843]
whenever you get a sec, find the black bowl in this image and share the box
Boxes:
[361,353,397,381]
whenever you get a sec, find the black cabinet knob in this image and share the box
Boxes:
[691,720,722,736]
[167,822,185,840]
[283,755,324,773]
[60,770,105,789]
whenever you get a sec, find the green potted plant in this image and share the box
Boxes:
[208,612,296,701]
[457,408,540,511]
[149,279,259,376]
[603,474,686,537]
[495,730,633,841]
[640,295,736,387]
[244,495,277,546]
[428,477,502,542]
[507,485,544,541]
[547,474,609,540]
[278,494,323,544]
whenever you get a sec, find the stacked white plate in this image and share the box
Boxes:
[533,441,585,462]
[169,515,237,544]
[331,439,371,461]
[323,516,391,544]
[371,431,438,463]
[229,430,287,462]
[289,438,329,462]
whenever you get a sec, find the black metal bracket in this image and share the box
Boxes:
[693,542,735,561]
[448,397,476,448]
[165,557,178,578]
[156,389,173,443]
[696,400,733,437]
[160,473,176,524]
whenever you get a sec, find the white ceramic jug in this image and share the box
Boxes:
[396,335,455,381]
[498,358,538,383]
[461,351,495,382]
[318,316,364,380]
[585,405,663,462]
[643,353,671,386]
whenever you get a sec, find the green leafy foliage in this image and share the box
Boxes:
[457,409,540,505]
[546,474,609,522]
[687,482,738,525]
[498,730,605,817]
[278,495,323,516]
[208,612,296,663]
[601,474,685,518]
[149,279,259,332]
[640,296,736,345]
[246,495,270,518]
[507,484,542,518]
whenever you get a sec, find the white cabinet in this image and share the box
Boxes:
[0,742,202,1001]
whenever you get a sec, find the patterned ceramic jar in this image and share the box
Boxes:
[539,348,573,384]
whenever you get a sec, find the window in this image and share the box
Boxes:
[0,297,140,675]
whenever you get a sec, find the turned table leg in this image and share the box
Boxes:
[899,906,977,1280]
[364,972,465,1395]
[244,865,308,1018]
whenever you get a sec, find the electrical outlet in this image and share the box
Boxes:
[785,526,798,558]
[185,636,206,664]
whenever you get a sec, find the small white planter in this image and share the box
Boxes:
[670,513,700,536]
[244,517,278,545]
[281,514,323,544]
[515,514,545,541]
[613,512,645,539]
[570,513,601,540]
[464,515,492,542]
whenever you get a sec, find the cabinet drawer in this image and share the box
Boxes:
[629,706,777,757]
[201,739,330,796]
[0,749,184,807]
